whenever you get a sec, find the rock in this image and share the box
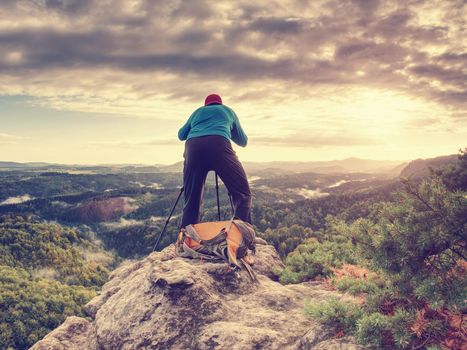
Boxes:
[32,244,365,350]
[313,338,364,350]
[30,316,97,350]
[299,323,335,348]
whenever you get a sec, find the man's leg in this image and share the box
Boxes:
[181,150,209,228]
[215,145,252,223]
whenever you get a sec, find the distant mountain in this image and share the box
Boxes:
[0,161,78,169]
[306,165,349,174]
[0,161,161,173]
[248,167,296,177]
[0,162,43,168]
[399,154,458,178]
[155,158,404,174]
[118,165,161,173]
[1,158,405,174]
[159,161,184,172]
[242,158,403,174]
[0,161,28,168]
[387,162,409,177]
[0,161,62,168]
[24,162,54,167]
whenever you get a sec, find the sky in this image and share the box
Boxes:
[0,0,466,165]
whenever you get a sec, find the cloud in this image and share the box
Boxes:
[409,64,467,87]
[0,133,25,145]
[252,133,382,148]
[405,117,447,131]
[43,0,93,13]
[0,0,465,117]
[90,138,179,148]
[248,17,304,34]
[89,132,381,149]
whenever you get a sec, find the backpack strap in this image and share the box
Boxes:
[194,217,235,246]
[233,219,256,254]
[199,229,228,246]
[226,216,235,233]
[240,257,258,282]
[185,224,201,242]
[179,241,224,262]
[222,216,244,269]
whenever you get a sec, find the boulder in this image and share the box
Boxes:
[31,242,364,349]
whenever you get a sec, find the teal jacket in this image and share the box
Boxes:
[178,104,248,147]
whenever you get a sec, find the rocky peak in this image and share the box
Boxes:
[31,241,362,349]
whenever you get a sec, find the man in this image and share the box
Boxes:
[178,93,251,227]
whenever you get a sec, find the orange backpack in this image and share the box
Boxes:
[176,218,257,280]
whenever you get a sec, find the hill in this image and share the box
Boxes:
[0,161,27,168]
[243,158,403,174]
[0,215,116,349]
[127,158,405,174]
[399,154,458,178]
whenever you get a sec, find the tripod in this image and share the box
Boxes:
[152,172,234,251]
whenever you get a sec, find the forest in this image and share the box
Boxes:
[278,150,466,349]
[0,151,465,349]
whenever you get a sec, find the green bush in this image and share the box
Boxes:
[307,299,417,350]
[305,297,363,332]
[332,276,382,295]
[278,238,357,284]
[259,224,315,258]
[389,309,414,349]
[355,312,391,349]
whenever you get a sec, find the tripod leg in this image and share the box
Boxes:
[153,186,184,251]
[228,192,234,216]
[215,172,221,221]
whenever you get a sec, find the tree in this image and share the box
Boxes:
[342,176,466,309]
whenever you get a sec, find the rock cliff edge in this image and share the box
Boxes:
[31,241,363,349]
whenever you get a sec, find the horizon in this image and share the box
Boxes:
[1,151,457,167]
[1,0,466,164]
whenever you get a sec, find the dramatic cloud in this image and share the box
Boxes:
[0,0,465,108]
[0,0,465,163]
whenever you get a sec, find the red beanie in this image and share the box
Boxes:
[204,94,222,106]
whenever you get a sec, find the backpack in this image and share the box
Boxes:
[176,218,257,280]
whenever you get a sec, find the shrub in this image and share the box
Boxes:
[277,237,358,284]
[332,276,382,295]
[305,297,364,332]
[355,312,391,349]
[389,308,414,349]
[259,224,315,258]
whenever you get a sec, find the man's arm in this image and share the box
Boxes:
[178,110,196,141]
[230,110,248,147]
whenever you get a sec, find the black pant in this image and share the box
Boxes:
[181,135,252,227]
